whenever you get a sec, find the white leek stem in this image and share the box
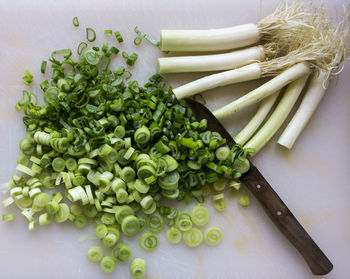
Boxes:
[244,74,309,154]
[234,92,280,146]
[278,70,329,149]
[213,62,310,119]
[160,24,260,52]
[173,63,262,100]
[157,46,265,74]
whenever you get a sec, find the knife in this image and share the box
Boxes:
[184,98,333,276]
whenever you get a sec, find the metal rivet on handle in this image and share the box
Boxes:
[256,184,262,189]
[276,211,282,216]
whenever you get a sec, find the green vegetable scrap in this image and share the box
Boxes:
[22,70,33,85]
[72,16,79,27]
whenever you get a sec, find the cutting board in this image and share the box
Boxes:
[0,0,349,278]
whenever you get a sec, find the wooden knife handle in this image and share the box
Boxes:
[240,165,333,276]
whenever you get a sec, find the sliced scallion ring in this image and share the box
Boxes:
[111,243,131,261]
[86,27,96,42]
[100,256,116,274]
[191,205,209,226]
[166,227,182,244]
[146,213,163,232]
[183,228,203,247]
[139,232,158,251]
[121,215,140,236]
[130,258,146,279]
[204,226,223,246]
[87,246,104,262]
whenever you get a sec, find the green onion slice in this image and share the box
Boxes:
[86,27,96,42]
[72,16,79,27]
[111,243,131,261]
[114,31,123,42]
[214,200,227,212]
[191,205,209,226]
[139,232,158,251]
[204,226,223,246]
[87,246,104,262]
[166,227,182,244]
[77,42,88,55]
[54,203,70,223]
[146,213,163,232]
[130,258,146,279]
[134,37,142,46]
[2,213,14,222]
[183,228,203,247]
[121,215,140,235]
[100,256,116,274]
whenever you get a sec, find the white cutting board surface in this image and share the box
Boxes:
[0,0,349,278]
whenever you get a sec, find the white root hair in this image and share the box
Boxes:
[259,1,350,79]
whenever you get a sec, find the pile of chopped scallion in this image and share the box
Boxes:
[1,22,252,278]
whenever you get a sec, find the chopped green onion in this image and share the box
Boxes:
[140,195,153,209]
[121,215,139,235]
[77,42,88,55]
[2,213,14,222]
[22,70,33,85]
[130,258,146,279]
[86,27,96,42]
[3,40,253,277]
[139,232,158,251]
[191,205,209,226]
[39,213,51,226]
[215,146,230,161]
[166,227,182,244]
[114,31,123,42]
[134,37,142,46]
[104,29,112,35]
[1,196,14,208]
[229,179,241,190]
[96,223,108,239]
[74,215,88,228]
[46,201,59,215]
[204,226,223,246]
[33,192,50,207]
[213,178,227,191]
[115,205,133,223]
[16,164,36,177]
[52,157,65,172]
[134,26,160,47]
[87,246,104,262]
[175,211,192,232]
[134,126,150,144]
[41,60,47,74]
[72,16,79,27]
[146,213,163,232]
[212,193,224,201]
[54,203,70,223]
[71,205,83,216]
[102,232,119,247]
[28,220,35,231]
[65,158,77,171]
[214,200,226,212]
[84,49,101,65]
[100,256,116,274]
[19,136,35,155]
[126,53,138,66]
[183,228,203,247]
[238,195,250,207]
[111,243,131,261]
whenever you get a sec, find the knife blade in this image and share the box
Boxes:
[184,98,333,276]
